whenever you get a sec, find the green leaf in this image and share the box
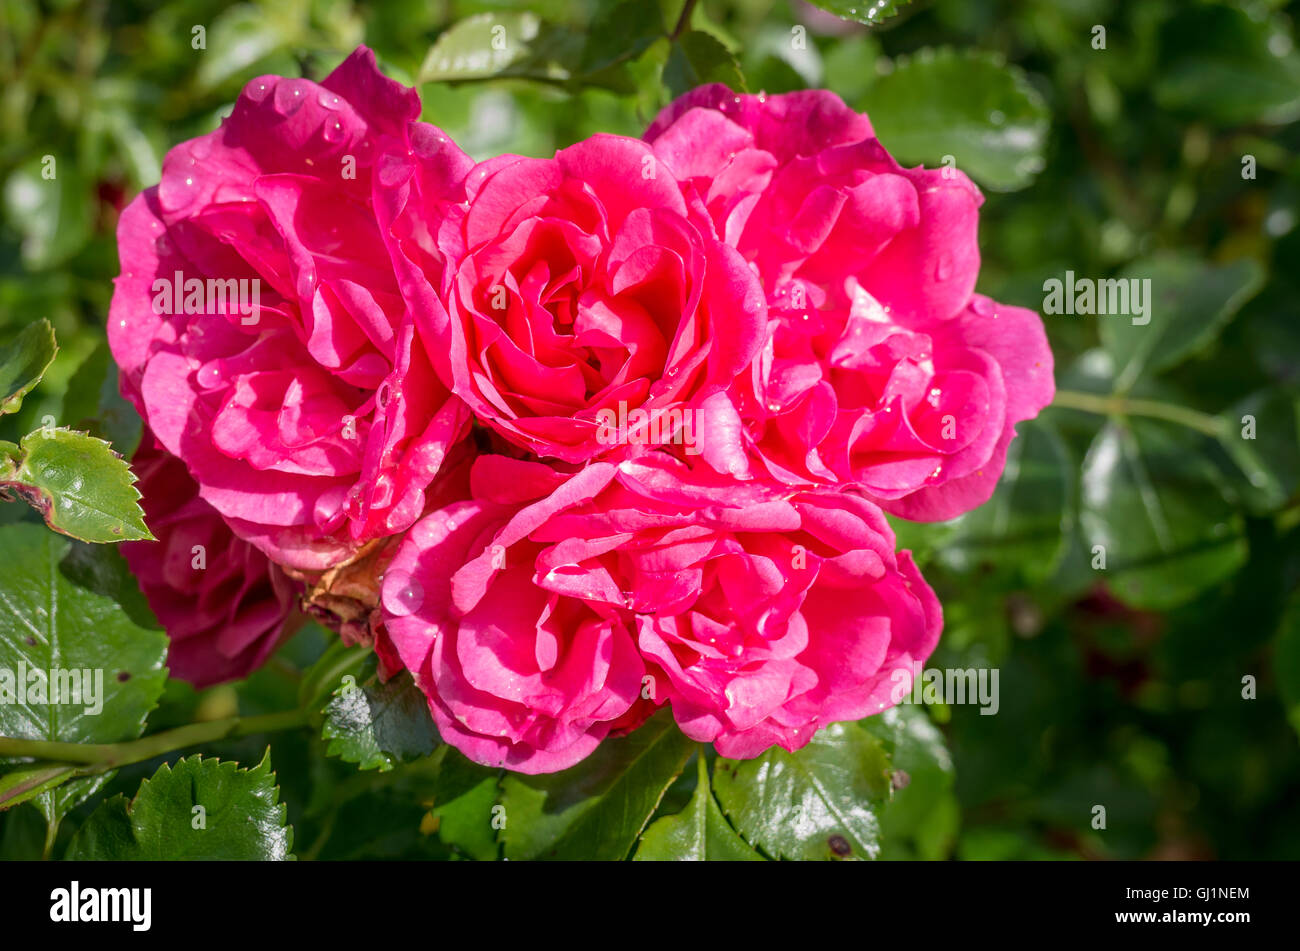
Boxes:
[634,753,765,861]
[0,524,168,823]
[664,30,746,99]
[712,720,891,860]
[320,663,440,772]
[195,4,294,92]
[500,710,696,860]
[1215,390,1300,515]
[56,341,143,457]
[0,319,56,416]
[0,763,78,812]
[417,12,579,85]
[806,0,910,27]
[580,0,663,76]
[1101,255,1265,393]
[66,752,294,860]
[1080,420,1248,611]
[1,427,151,543]
[1155,4,1300,126]
[297,641,370,714]
[2,156,92,270]
[860,47,1048,192]
[930,418,1072,582]
[860,707,958,860]
[426,748,502,861]
[1276,592,1300,741]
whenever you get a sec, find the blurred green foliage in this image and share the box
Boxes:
[1,0,1298,860]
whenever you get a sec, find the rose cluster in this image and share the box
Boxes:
[110,48,1053,771]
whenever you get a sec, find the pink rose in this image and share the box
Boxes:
[644,86,1055,519]
[523,455,942,758]
[109,47,471,571]
[381,452,939,770]
[384,134,768,464]
[122,431,299,687]
[380,456,646,773]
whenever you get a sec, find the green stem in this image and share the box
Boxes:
[1052,389,1227,438]
[42,816,58,861]
[0,709,308,774]
[671,0,699,39]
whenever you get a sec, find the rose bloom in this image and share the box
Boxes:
[380,452,940,771]
[644,86,1055,520]
[384,132,768,464]
[122,431,299,687]
[108,47,471,571]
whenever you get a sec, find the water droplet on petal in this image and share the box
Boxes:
[196,360,225,391]
[382,571,424,617]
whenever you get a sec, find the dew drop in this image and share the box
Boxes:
[196,360,224,390]
[382,571,424,617]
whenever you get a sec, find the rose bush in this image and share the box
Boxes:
[103,48,1053,775]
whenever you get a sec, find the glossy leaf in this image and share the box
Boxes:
[861,47,1048,191]
[65,752,293,860]
[1080,419,1247,610]
[712,721,891,860]
[0,319,56,416]
[1,428,151,543]
[194,4,294,92]
[426,748,502,861]
[500,711,695,860]
[0,763,78,812]
[634,753,765,861]
[1101,255,1264,393]
[580,0,663,76]
[807,0,910,27]
[418,12,578,84]
[664,30,746,99]
[0,525,167,823]
[320,666,440,772]
[861,706,958,860]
